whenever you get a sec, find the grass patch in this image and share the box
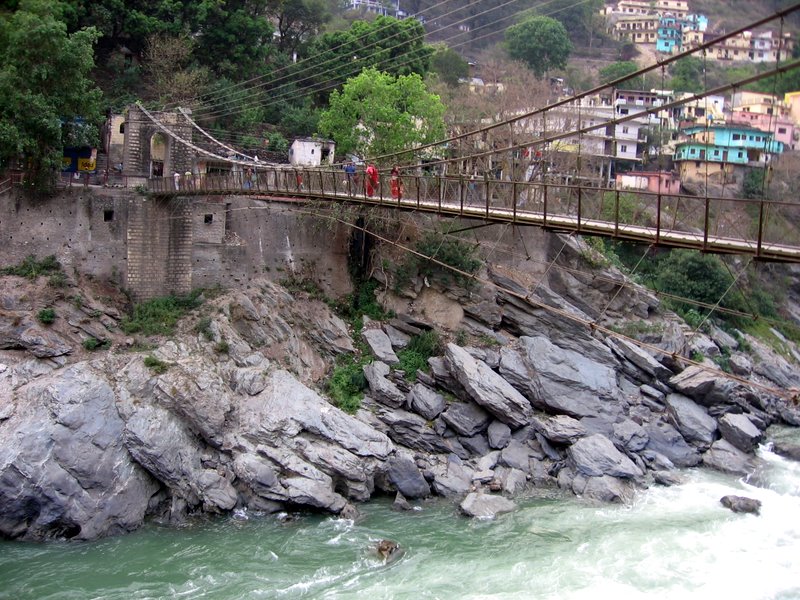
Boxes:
[195,316,214,341]
[1,255,61,279]
[395,330,442,382]
[214,340,230,354]
[37,308,56,325]
[144,355,170,374]
[121,290,205,336]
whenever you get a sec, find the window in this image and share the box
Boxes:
[620,144,628,153]
[738,152,743,158]
[713,150,719,156]
[779,127,787,134]
[204,214,213,224]
[119,123,125,134]
[695,161,701,167]
[622,126,629,134]
[103,210,114,222]
[732,134,740,140]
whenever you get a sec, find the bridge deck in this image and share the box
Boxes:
[149,168,800,263]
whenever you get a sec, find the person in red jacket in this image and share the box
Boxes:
[365,163,379,197]
[390,166,403,199]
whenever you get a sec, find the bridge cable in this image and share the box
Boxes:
[177,107,261,164]
[164,0,461,111]
[193,0,586,120]
[385,58,800,175]
[192,0,531,118]
[360,3,800,166]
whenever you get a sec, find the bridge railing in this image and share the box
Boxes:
[146,167,800,258]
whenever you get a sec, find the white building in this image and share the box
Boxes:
[289,138,335,167]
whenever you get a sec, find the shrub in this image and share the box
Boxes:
[37,308,56,325]
[1,255,61,279]
[83,337,110,351]
[144,355,170,374]
[396,330,442,381]
[195,316,214,341]
[214,340,230,354]
[121,290,204,336]
[327,357,369,413]
[415,232,481,287]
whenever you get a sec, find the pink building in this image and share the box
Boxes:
[729,110,798,150]
[616,171,681,194]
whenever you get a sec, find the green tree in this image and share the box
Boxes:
[317,67,445,160]
[670,56,704,93]
[505,16,573,78]
[303,16,433,105]
[267,0,332,54]
[431,45,469,87]
[0,0,102,186]
[599,61,641,87]
[540,0,605,46]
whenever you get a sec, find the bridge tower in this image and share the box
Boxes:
[122,106,195,300]
[121,105,193,187]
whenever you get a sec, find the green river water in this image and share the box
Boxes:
[2,437,799,600]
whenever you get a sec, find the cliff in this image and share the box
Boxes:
[1,232,799,541]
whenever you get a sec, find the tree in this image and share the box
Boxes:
[540,0,606,47]
[303,16,433,105]
[0,0,103,186]
[599,61,642,87]
[143,34,208,105]
[670,56,704,93]
[317,67,445,160]
[504,16,572,78]
[431,46,469,87]
[266,0,332,54]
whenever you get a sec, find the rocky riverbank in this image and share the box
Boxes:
[1,237,799,541]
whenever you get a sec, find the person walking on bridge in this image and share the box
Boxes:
[173,171,180,191]
[365,163,379,197]
[390,166,403,200]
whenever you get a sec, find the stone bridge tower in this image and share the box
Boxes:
[122,105,194,188]
[122,106,195,300]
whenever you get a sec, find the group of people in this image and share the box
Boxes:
[343,162,403,199]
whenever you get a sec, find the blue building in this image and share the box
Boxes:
[656,14,708,54]
[673,123,783,184]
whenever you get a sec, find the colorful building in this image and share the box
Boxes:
[673,124,783,184]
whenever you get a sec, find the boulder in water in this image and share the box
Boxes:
[720,495,761,515]
[460,492,516,519]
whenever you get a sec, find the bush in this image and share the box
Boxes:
[37,308,56,325]
[396,330,442,381]
[327,357,369,413]
[214,340,230,354]
[1,255,61,279]
[83,337,110,351]
[415,232,481,287]
[195,316,214,340]
[144,355,170,374]
[121,290,205,336]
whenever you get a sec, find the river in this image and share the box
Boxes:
[1,431,799,600]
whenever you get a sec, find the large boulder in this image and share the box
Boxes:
[532,414,587,445]
[669,366,735,407]
[718,413,763,453]
[720,495,761,515]
[440,400,492,437]
[703,439,758,476]
[567,434,643,479]
[361,329,399,364]
[0,364,158,541]
[407,383,446,420]
[386,454,431,499]
[665,393,718,447]
[460,492,516,519]
[374,406,455,455]
[644,421,702,468]
[363,361,406,408]
[445,344,531,428]
[515,336,621,418]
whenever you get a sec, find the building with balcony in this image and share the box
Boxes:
[673,124,783,184]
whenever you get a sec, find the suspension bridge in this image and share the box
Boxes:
[109,3,800,266]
